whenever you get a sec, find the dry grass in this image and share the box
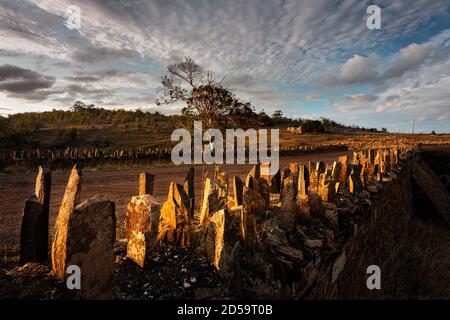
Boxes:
[383,220,450,299]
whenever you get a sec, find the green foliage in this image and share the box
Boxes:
[5,102,176,130]
[300,119,325,133]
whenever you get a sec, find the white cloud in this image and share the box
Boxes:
[0,0,448,131]
[383,43,433,79]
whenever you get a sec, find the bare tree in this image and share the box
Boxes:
[157,57,251,127]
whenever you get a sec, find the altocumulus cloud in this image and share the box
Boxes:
[0,0,449,131]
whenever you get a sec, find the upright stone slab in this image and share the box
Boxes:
[321,182,335,203]
[296,193,310,219]
[338,155,348,184]
[260,163,271,183]
[232,176,244,206]
[316,161,326,177]
[241,187,264,246]
[359,151,367,165]
[352,151,360,165]
[348,165,363,194]
[368,149,376,164]
[214,165,228,187]
[298,164,309,196]
[245,164,261,192]
[64,195,116,299]
[318,173,331,202]
[34,165,51,261]
[242,185,265,217]
[391,148,399,166]
[290,163,299,190]
[309,162,319,193]
[331,161,341,182]
[280,175,296,230]
[259,178,271,209]
[51,165,83,278]
[157,182,191,247]
[375,150,383,170]
[183,167,195,219]
[365,162,375,183]
[199,178,226,225]
[360,164,367,186]
[20,195,44,264]
[205,209,240,277]
[383,149,391,172]
[269,169,281,193]
[139,172,155,196]
[125,195,161,267]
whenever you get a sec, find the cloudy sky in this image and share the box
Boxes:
[0,0,449,132]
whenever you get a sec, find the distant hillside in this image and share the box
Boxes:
[0,101,384,150]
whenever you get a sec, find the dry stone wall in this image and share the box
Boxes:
[17,145,446,299]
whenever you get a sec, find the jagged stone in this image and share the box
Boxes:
[183,167,195,219]
[205,209,240,277]
[260,163,271,182]
[232,176,244,206]
[274,245,304,262]
[365,162,375,183]
[305,239,323,248]
[320,182,335,203]
[139,172,155,196]
[245,164,261,192]
[324,208,338,226]
[214,165,228,187]
[368,149,376,164]
[338,155,348,184]
[316,161,326,176]
[290,163,299,190]
[157,182,191,247]
[280,175,296,230]
[298,164,309,196]
[308,192,323,217]
[296,194,311,221]
[63,195,116,299]
[318,173,334,202]
[199,178,226,225]
[125,195,161,267]
[269,169,281,193]
[34,165,51,261]
[262,218,289,247]
[20,195,44,264]
[260,178,271,209]
[383,149,391,172]
[51,165,83,278]
[348,165,363,194]
[242,185,265,217]
[391,148,399,166]
[309,162,319,193]
[241,194,258,245]
[331,161,341,182]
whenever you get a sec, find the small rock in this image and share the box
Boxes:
[305,239,323,248]
[190,277,197,283]
[183,282,191,289]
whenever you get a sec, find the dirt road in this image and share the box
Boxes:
[0,150,350,250]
